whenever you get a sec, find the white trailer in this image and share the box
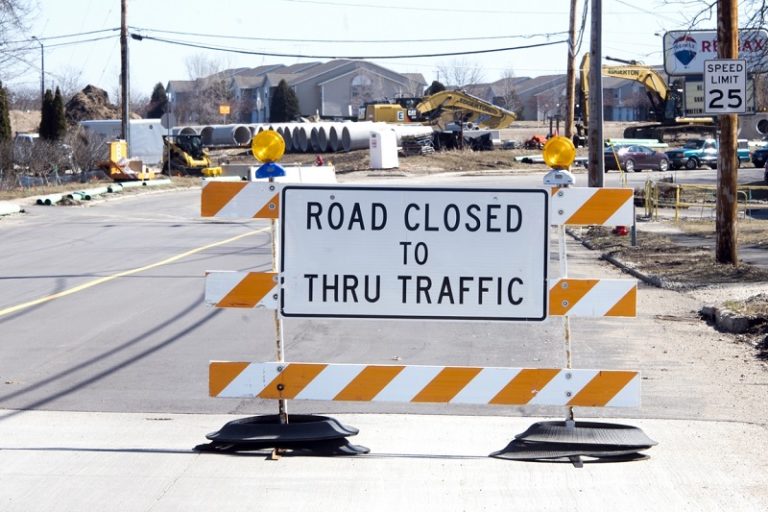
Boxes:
[79,119,164,164]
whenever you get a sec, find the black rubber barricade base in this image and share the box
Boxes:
[194,414,370,456]
[490,421,657,464]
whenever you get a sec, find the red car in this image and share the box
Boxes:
[604,144,670,172]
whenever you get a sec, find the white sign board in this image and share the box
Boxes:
[664,29,768,75]
[704,60,747,114]
[280,186,549,321]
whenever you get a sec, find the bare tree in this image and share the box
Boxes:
[497,69,523,117]
[48,66,85,101]
[7,86,38,111]
[185,53,231,81]
[0,1,33,82]
[436,59,486,89]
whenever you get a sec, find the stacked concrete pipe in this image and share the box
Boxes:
[201,124,252,146]
[172,126,201,136]
[292,125,310,153]
[340,122,382,152]
[390,125,435,144]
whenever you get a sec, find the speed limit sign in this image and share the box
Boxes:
[704,59,747,114]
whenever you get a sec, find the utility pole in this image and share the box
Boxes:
[716,0,739,264]
[31,36,44,108]
[587,0,604,186]
[120,0,130,152]
[565,0,579,139]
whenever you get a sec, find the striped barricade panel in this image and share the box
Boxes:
[202,272,637,318]
[205,271,278,308]
[549,278,636,317]
[201,181,280,218]
[210,362,640,407]
[550,187,634,226]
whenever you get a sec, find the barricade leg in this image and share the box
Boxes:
[491,185,656,465]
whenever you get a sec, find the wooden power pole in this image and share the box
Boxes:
[587,0,604,185]
[120,0,130,151]
[716,0,739,264]
[565,0,579,139]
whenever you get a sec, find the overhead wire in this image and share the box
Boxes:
[130,33,568,60]
[128,25,568,44]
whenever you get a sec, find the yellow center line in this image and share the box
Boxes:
[0,228,268,318]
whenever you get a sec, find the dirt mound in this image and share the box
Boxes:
[65,85,121,124]
[9,110,41,134]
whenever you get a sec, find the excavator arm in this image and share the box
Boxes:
[415,90,517,129]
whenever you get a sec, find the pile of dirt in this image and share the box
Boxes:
[65,85,123,124]
[575,224,768,290]
[9,110,41,134]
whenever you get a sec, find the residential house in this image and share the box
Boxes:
[167,60,426,124]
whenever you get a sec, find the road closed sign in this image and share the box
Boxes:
[279,186,549,320]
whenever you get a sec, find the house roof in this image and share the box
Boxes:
[166,80,195,93]
[401,73,427,86]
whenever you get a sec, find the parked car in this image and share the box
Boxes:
[751,144,768,168]
[665,138,751,170]
[604,144,670,172]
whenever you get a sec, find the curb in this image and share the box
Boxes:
[699,305,760,334]
[567,228,758,335]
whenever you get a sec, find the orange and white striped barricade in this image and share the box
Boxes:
[210,362,640,408]
[198,182,650,459]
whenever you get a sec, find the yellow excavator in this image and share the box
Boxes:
[360,90,517,129]
[576,54,715,143]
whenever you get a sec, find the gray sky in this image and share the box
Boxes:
[8,0,724,98]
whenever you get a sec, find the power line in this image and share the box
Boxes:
[129,25,567,44]
[131,33,568,60]
[45,35,117,49]
[277,0,555,14]
[4,28,119,45]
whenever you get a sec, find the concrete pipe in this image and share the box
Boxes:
[200,126,214,146]
[292,125,310,153]
[319,123,345,152]
[340,122,381,152]
[172,126,201,136]
[204,125,252,146]
[277,126,294,152]
[738,113,768,140]
[390,125,434,144]
[328,124,343,152]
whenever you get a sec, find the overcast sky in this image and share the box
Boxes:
[6,0,737,100]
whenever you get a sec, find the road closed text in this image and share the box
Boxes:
[305,201,523,233]
[281,187,548,320]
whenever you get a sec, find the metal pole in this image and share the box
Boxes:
[120,0,131,152]
[587,0,605,186]
[32,36,44,107]
[269,178,288,425]
[715,0,739,264]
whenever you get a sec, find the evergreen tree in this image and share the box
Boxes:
[52,87,66,138]
[425,80,446,96]
[269,79,300,122]
[146,82,169,119]
[0,81,11,143]
[39,88,66,140]
[38,88,55,140]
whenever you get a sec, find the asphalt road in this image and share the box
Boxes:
[2,174,767,511]
[1,176,765,424]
